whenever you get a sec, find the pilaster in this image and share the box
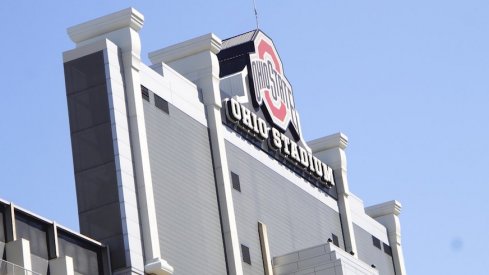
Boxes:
[67,8,172,275]
[49,256,75,275]
[365,201,407,275]
[6,238,32,272]
[149,33,244,275]
[309,132,358,257]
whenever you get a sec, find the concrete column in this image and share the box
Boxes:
[6,238,32,274]
[365,201,407,275]
[149,33,244,275]
[49,256,75,275]
[47,222,59,259]
[5,203,16,242]
[309,132,358,257]
[67,8,172,275]
[258,222,273,275]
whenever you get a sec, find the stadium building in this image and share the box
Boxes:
[1,7,408,275]
[0,199,109,275]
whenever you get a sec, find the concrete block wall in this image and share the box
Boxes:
[273,243,378,275]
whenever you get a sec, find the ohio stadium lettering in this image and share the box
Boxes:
[225,98,335,188]
[251,58,294,115]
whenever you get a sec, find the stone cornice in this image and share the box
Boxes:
[365,200,402,217]
[145,258,174,275]
[67,7,144,44]
[148,33,222,65]
[308,132,348,153]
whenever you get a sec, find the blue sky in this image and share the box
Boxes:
[1,1,488,274]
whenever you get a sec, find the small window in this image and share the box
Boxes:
[154,94,169,114]
[141,85,150,102]
[372,236,381,249]
[231,172,241,192]
[332,233,339,247]
[383,243,392,256]
[241,244,251,265]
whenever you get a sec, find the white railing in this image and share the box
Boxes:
[0,259,40,275]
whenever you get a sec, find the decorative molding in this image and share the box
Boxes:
[148,33,222,65]
[145,258,174,275]
[308,132,349,152]
[365,200,402,218]
[68,7,144,44]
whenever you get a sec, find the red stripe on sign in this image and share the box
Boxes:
[258,40,281,74]
[264,90,287,122]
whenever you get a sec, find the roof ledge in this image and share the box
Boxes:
[145,257,174,275]
[365,200,402,218]
[148,33,222,65]
[67,7,144,44]
[308,132,348,153]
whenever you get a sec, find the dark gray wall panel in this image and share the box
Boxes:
[354,223,396,275]
[74,162,119,213]
[0,212,5,243]
[67,84,110,133]
[58,234,100,275]
[78,203,123,241]
[226,142,344,275]
[15,217,48,259]
[64,51,126,270]
[31,255,48,275]
[143,98,227,275]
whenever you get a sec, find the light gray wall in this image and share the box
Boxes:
[143,95,227,275]
[226,142,344,275]
[354,223,396,275]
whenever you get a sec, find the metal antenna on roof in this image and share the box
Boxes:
[253,0,259,30]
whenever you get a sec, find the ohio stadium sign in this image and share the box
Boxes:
[220,30,336,190]
[249,33,301,138]
[225,98,335,188]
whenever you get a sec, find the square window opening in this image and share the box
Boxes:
[241,244,251,265]
[141,85,150,102]
[372,236,381,249]
[154,94,169,114]
[231,172,241,192]
[383,243,392,256]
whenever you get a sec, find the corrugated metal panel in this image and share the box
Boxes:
[222,30,258,50]
[354,224,396,275]
[144,98,227,275]
[226,142,344,275]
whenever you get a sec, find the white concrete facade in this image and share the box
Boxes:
[65,8,172,275]
[62,7,407,275]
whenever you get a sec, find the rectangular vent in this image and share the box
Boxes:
[383,243,392,256]
[241,244,251,265]
[231,172,241,192]
[154,94,169,114]
[141,85,150,101]
[372,236,381,249]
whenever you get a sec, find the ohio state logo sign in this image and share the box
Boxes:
[249,33,302,138]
